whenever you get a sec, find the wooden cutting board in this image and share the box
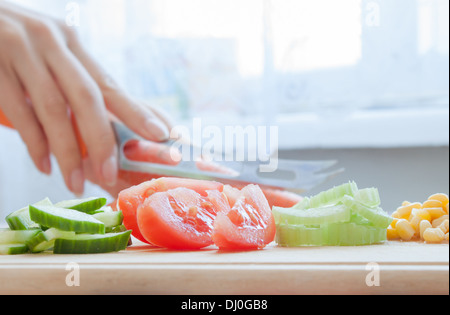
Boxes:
[0,239,448,295]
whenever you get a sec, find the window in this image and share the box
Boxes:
[9,0,450,148]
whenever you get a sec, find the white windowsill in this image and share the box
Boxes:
[179,107,449,152]
[275,108,449,150]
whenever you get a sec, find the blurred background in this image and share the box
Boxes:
[0,0,448,221]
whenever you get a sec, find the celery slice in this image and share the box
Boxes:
[276,222,387,247]
[273,204,351,226]
[341,196,392,229]
[354,188,381,208]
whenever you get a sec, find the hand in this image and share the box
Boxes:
[0,2,171,195]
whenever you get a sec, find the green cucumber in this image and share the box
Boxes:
[29,205,105,234]
[6,198,52,230]
[273,204,351,226]
[26,228,77,253]
[0,244,29,255]
[53,231,132,254]
[92,211,124,229]
[0,229,41,245]
[55,197,107,213]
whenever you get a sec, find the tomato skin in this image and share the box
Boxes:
[212,185,276,250]
[137,188,221,250]
[118,178,224,245]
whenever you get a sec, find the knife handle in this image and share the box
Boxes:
[0,108,88,159]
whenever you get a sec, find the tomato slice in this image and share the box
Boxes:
[118,177,223,244]
[137,188,228,249]
[212,185,276,250]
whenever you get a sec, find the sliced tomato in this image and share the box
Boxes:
[117,177,224,244]
[137,188,228,249]
[212,184,276,250]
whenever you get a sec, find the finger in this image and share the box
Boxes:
[43,41,118,188]
[67,37,170,142]
[11,42,85,195]
[0,69,51,175]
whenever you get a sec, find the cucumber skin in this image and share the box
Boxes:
[29,205,106,235]
[56,198,107,213]
[0,244,29,255]
[53,231,132,255]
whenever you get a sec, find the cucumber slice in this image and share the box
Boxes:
[6,198,52,230]
[273,204,351,226]
[53,231,132,254]
[276,222,387,247]
[29,205,105,234]
[342,196,393,229]
[55,197,107,213]
[26,228,77,253]
[0,229,41,245]
[92,211,124,229]
[0,244,29,255]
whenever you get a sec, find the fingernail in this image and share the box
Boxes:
[102,155,118,187]
[41,156,52,175]
[70,168,85,196]
[145,118,169,142]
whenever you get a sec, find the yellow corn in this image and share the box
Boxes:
[438,220,449,234]
[396,219,416,241]
[402,201,411,207]
[445,203,449,215]
[410,208,431,222]
[426,208,446,221]
[446,233,449,242]
[390,218,399,229]
[422,199,444,209]
[387,227,400,240]
[395,203,422,220]
[432,215,449,228]
[427,193,449,207]
[423,228,446,243]
[420,220,432,240]
[409,215,421,237]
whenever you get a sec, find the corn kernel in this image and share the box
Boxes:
[445,203,449,215]
[396,203,422,220]
[426,208,446,221]
[390,218,399,229]
[391,211,400,219]
[410,208,431,222]
[409,215,421,236]
[432,215,449,228]
[427,193,449,207]
[396,219,416,241]
[402,201,411,207]
[446,233,449,242]
[438,220,449,234]
[387,227,400,240]
[422,199,444,209]
[423,228,445,243]
[420,220,432,240]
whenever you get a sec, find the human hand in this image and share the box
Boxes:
[0,2,170,195]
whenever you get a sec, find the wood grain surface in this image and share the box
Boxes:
[0,239,448,295]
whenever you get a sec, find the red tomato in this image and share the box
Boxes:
[212,184,276,250]
[137,188,228,250]
[118,177,223,244]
